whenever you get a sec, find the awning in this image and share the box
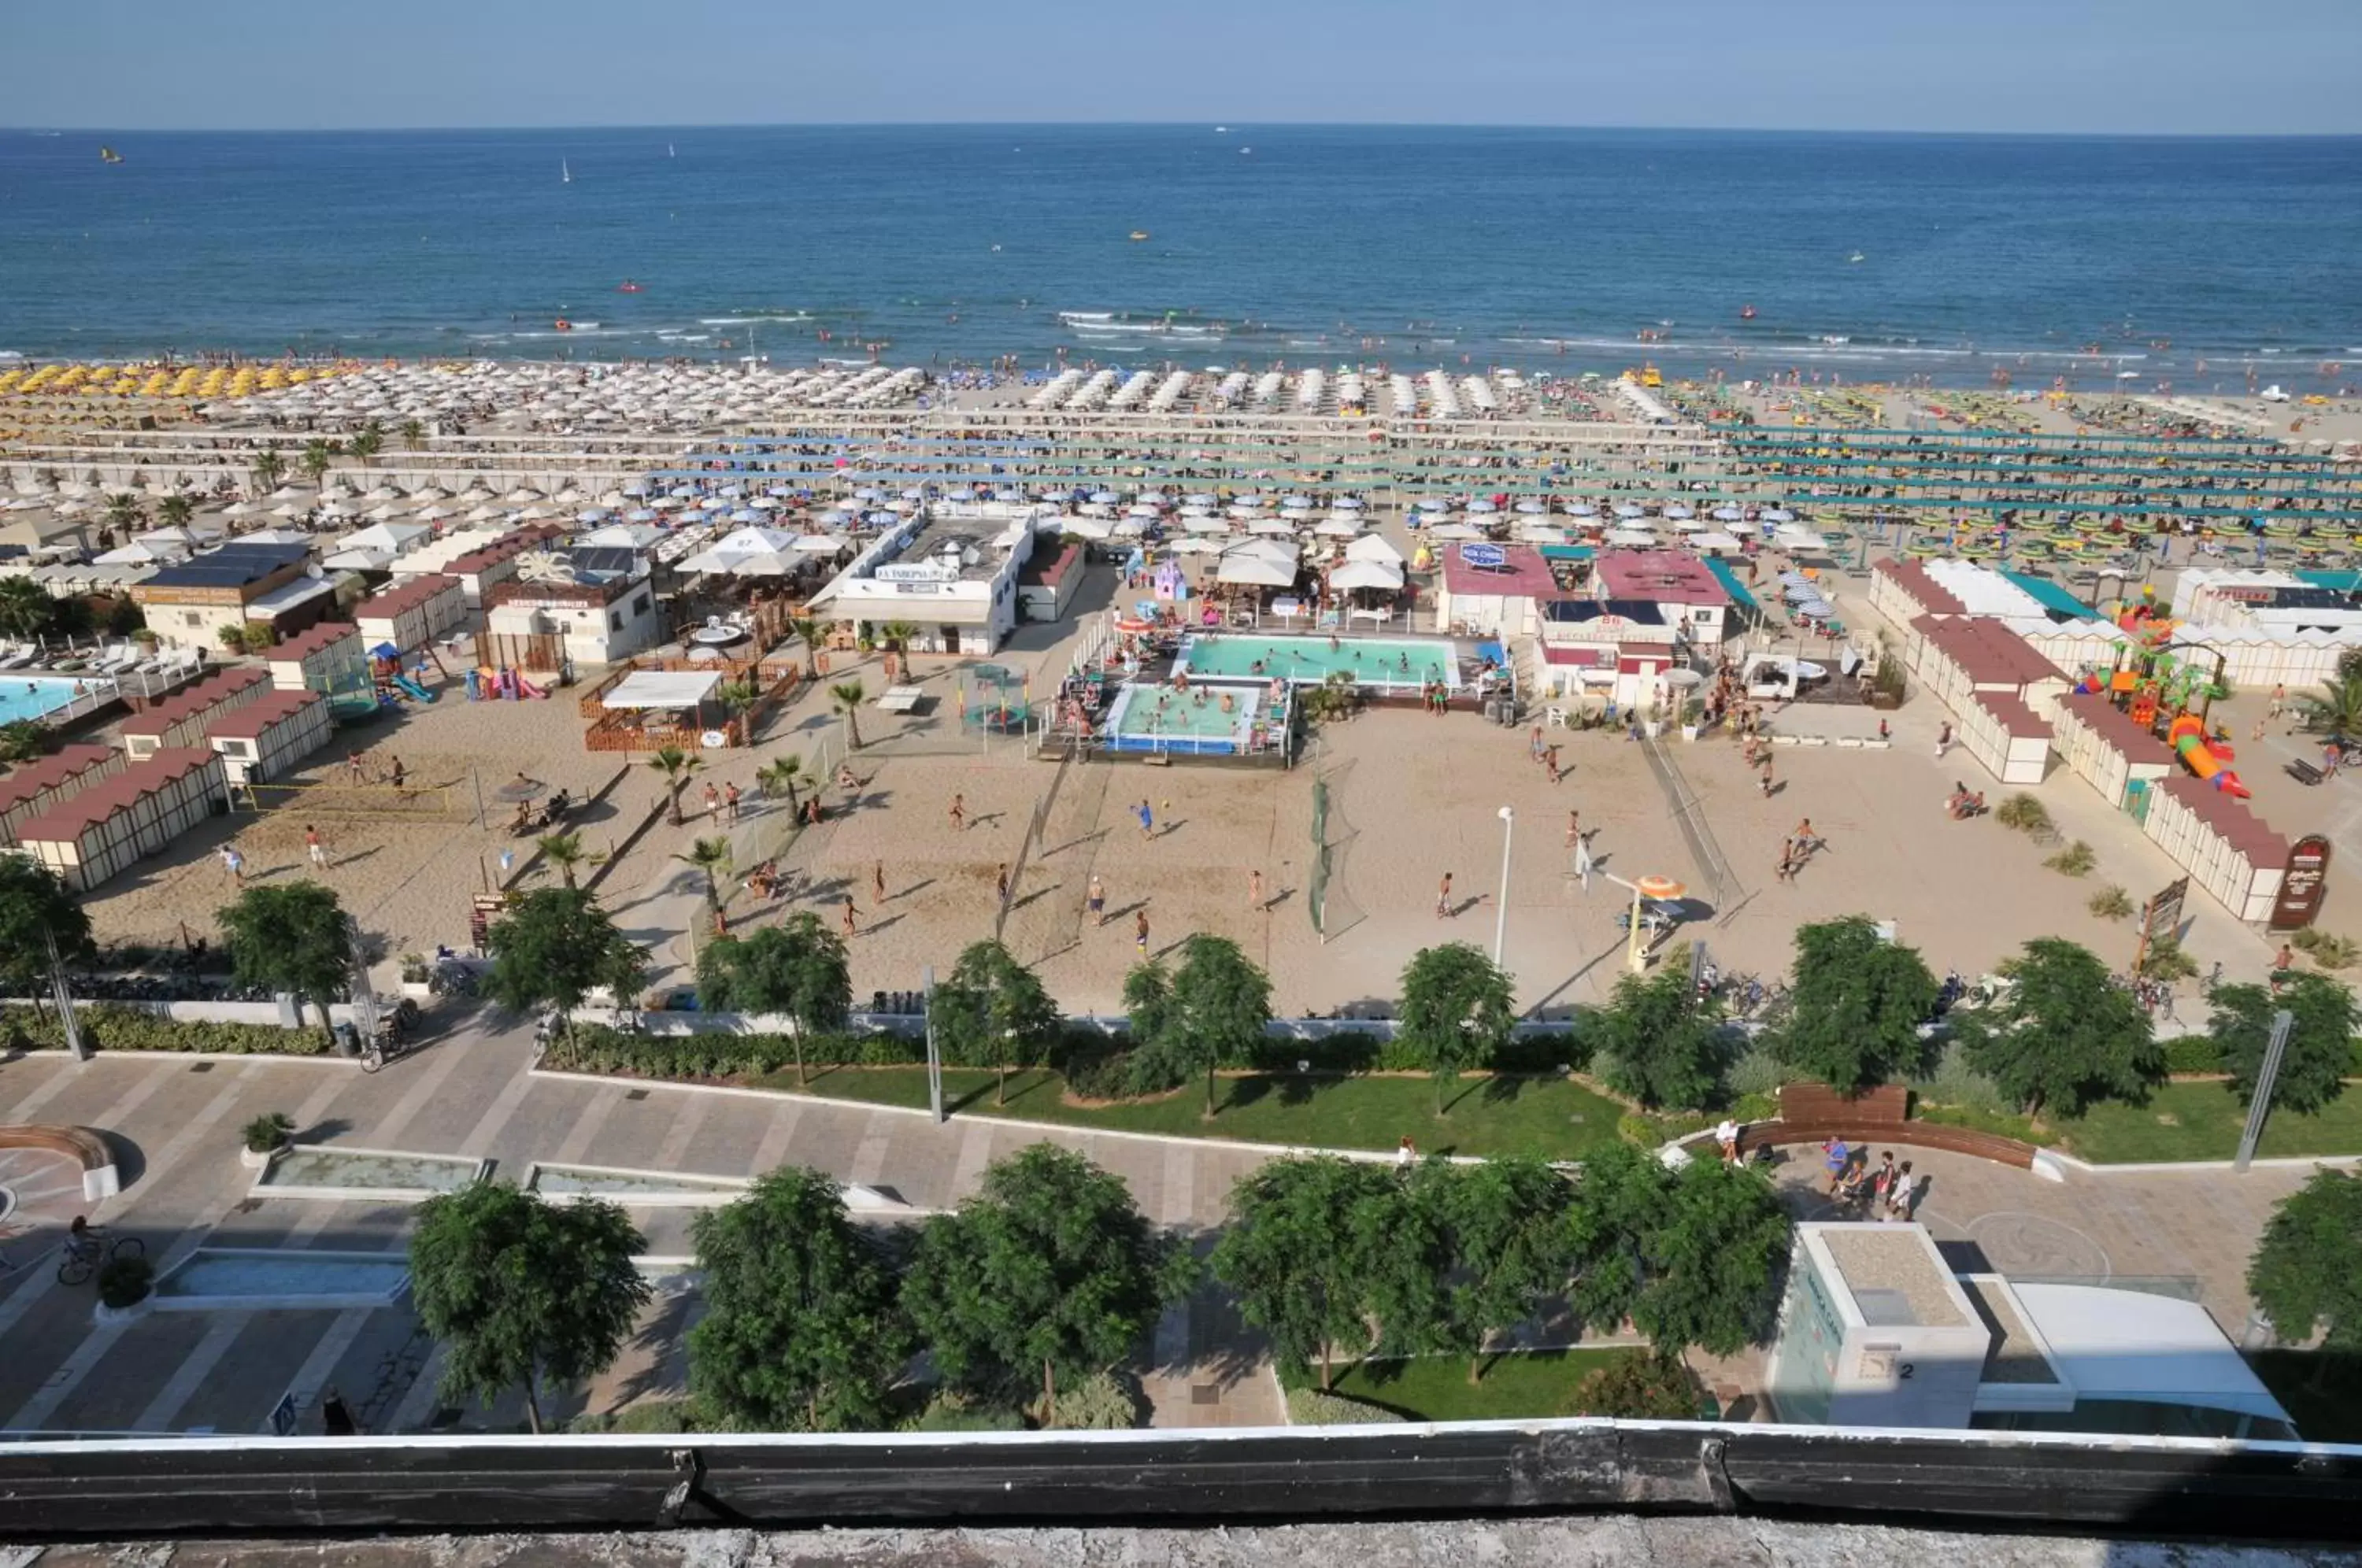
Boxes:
[247,575,338,619]
[1701,556,1760,616]
[601,671,722,710]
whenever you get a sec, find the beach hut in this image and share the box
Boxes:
[354,575,468,654]
[265,620,371,704]
[2049,690,2174,812]
[0,744,123,847]
[209,690,333,786]
[17,748,225,893]
[122,668,272,759]
[2141,777,2288,923]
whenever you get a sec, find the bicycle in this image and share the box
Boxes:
[56,1228,144,1287]
[360,1000,424,1073]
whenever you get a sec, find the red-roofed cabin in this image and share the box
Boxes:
[1871,557,1968,623]
[121,668,270,759]
[354,575,467,653]
[2049,690,2176,809]
[0,743,123,847]
[2144,775,2289,923]
[17,748,224,892]
[207,690,332,785]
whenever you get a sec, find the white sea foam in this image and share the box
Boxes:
[1057,311,1114,323]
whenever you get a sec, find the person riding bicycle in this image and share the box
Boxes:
[64,1215,98,1263]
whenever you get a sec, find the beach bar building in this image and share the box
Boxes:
[121,668,270,760]
[208,690,332,786]
[0,744,123,846]
[128,542,331,651]
[1432,542,1560,637]
[805,513,1035,656]
[354,575,468,654]
[17,747,224,892]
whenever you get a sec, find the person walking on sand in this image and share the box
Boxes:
[949,793,965,832]
[1136,798,1155,840]
[1934,720,1951,759]
[1545,745,1562,785]
[1088,875,1106,926]
[220,845,245,884]
[1248,868,1264,909]
[305,824,329,870]
[724,782,741,825]
[873,863,887,905]
[842,898,859,937]
[387,755,405,792]
[995,864,1009,905]
[1135,908,1150,957]
[1435,871,1453,918]
[1565,809,1581,849]
[1759,758,1775,797]
[702,782,720,820]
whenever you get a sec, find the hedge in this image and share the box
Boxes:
[2,1005,335,1056]
[546,1022,1590,1082]
[1286,1387,1405,1426]
[2157,1035,2362,1078]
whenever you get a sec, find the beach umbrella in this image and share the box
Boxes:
[1281,494,1314,511]
[1605,528,1655,546]
[1468,499,1498,515]
[1345,534,1405,566]
[1248,516,1297,535]
[1712,506,1742,522]
[1312,518,1361,538]
[1569,502,1598,517]
[1184,493,1217,507]
[1429,523,1485,541]
[1330,558,1404,591]
[1614,502,1644,520]
[1665,504,1694,520]
[1514,500,1546,515]
[1089,490,1120,505]
[221,501,257,518]
[577,508,610,523]
[1335,496,1367,511]
[1764,508,1796,523]
[1181,513,1229,534]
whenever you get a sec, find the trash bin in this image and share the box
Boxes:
[333,1023,361,1059]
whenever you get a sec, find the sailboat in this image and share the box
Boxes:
[99,146,123,164]
[561,159,572,184]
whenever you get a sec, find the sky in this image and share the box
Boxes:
[12,0,2362,135]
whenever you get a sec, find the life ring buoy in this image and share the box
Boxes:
[699,729,729,749]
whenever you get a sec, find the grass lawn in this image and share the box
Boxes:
[1916,1083,2362,1164]
[1275,1347,1642,1422]
[746,1066,1631,1160]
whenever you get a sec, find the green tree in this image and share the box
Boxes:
[713,679,757,739]
[902,1145,1190,1421]
[1775,915,1940,1093]
[2249,1170,2362,1365]
[675,834,733,916]
[929,938,1061,1107]
[1128,934,1272,1117]
[157,493,195,530]
[1630,1159,1790,1357]
[348,420,385,468]
[1957,937,2163,1118]
[298,438,341,490]
[688,1167,911,1431]
[646,744,702,826]
[535,830,586,890]
[1210,1156,1395,1391]
[695,912,850,1085]
[399,418,426,450]
[250,447,287,493]
[217,881,353,1043]
[1592,963,1724,1111]
[829,680,868,749]
[2297,676,2362,738]
[1397,942,1517,1115]
[0,577,53,642]
[756,754,806,814]
[1414,1157,1573,1383]
[0,719,53,764]
[1563,1141,1675,1335]
[0,856,94,998]
[879,619,920,654]
[483,886,647,1030]
[102,492,146,535]
[408,1182,650,1433]
[2211,974,2361,1116]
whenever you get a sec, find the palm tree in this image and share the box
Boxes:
[756,754,806,815]
[251,448,287,493]
[157,493,195,530]
[399,418,426,451]
[830,681,867,750]
[298,438,341,491]
[647,745,703,826]
[713,679,757,741]
[537,830,587,890]
[348,421,385,468]
[2298,676,2362,738]
[102,492,146,534]
[0,577,54,642]
[879,619,920,654]
[676,836,734,915]
[787,615,824,675]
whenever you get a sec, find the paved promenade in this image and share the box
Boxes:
[0,1024,2327,1437]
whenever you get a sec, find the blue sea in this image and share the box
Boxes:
[2,126,2358,390]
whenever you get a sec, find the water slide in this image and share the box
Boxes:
[2168,714,2249,797]
[391,674,436,704]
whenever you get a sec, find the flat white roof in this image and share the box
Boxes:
[2008,1282,2289,1423]
[247,575,337,616]
[601,670,720,710]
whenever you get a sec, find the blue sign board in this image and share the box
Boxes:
[1459,542,1508,570]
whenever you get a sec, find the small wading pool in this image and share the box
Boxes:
[154,1248,410,1311]
[1104,681,1279,755]
[1179,634,1465,691]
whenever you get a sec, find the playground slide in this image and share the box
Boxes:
[2169,725,2250,797]
[391,674,437,704]
[513,673,549,699]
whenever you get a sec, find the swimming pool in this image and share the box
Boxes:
[1179,634,1464,691]
[1104,681,1280,756]
[0,677,98,726]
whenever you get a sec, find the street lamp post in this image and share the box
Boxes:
[1493,806,1514,966]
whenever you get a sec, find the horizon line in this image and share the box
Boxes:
[5,120,2360,139]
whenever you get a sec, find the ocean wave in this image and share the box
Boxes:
[698,314,813,326]
[1057,311,1114,323]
